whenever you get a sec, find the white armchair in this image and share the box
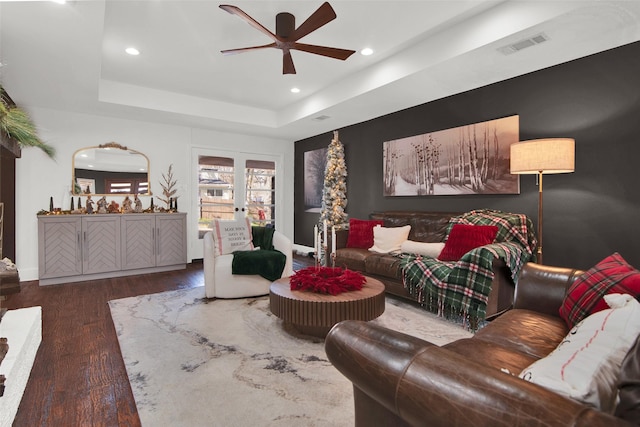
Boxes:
[203,230,293,298]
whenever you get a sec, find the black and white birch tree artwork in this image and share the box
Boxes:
[383,115,520,196]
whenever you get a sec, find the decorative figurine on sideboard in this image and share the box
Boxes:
[107,200,119,213]
[134,194,143,213]
[122,196,133,213]
[97,196,108,214]
[86,195,94,214]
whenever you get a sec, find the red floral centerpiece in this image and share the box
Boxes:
[290,266,366,295]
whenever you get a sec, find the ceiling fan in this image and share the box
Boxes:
[219,2,356,75]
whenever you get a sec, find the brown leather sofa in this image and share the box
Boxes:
[325,262,640,427]
[333,211,516,318]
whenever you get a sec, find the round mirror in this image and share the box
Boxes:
[72,142,151,195]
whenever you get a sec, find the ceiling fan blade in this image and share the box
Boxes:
[221,43,276,56]
[283,51,296,74]
[219,4,283,42]
[293,43,356,60]
[291,2,336,41]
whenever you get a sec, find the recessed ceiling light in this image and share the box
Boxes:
[290,87,300,93]
[360,48,374,56]
[125,47,140,56]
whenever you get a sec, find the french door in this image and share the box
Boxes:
[193,149,279,247]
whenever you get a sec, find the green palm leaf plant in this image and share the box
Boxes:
[0,86,55,158]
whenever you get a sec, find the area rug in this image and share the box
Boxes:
[109,287,472,427]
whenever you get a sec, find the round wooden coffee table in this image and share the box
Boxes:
[269,275,385,338]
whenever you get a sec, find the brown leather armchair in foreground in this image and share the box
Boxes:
[325,262,639,427]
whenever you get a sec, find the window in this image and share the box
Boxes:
[197,155,277,239]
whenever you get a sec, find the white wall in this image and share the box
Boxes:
[15,107,294,281]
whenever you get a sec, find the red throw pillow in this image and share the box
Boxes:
[559,253,640,329]
[437,224,498,261]
[346,218,384,249]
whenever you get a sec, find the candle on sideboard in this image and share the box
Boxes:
[317,231,322,257]
[332,226,336,254]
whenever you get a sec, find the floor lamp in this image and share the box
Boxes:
[510,138,575,264]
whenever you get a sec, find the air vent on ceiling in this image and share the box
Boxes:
[498,33,549,56]
[313,115,331,121]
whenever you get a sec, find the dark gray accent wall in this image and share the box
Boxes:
[295,41,640,270]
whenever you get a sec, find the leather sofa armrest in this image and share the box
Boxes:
[326,320,630,427]
[513,262,583,316]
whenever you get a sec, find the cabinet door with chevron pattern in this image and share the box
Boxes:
[82,216,121,274]
[121,215,156,270]
[38,216,83,279]
[155,215,187,267]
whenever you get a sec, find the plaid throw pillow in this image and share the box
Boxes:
[559,253,640,329]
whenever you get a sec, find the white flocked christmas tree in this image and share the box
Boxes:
[318,131,348,263]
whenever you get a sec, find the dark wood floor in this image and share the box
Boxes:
[1,256,314,426]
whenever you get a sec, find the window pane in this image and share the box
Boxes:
[245,161,275,227]
[198,156,235,238]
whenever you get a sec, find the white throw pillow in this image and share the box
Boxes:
[519,294,640,413]
[211,218,254,255]
[400,240,445,258]
[369,225,411,254]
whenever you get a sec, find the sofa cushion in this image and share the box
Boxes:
[369,225,411,254]
[369,211,460,243]
[444,337,539,376]
[520,294,640,413]
[364,253,403,279]
[334,248,369,272]
[474,309,568,360]
[438,224,498,261]
[400,240,445,258]
[346,218,384,249]
[559,252,640,329]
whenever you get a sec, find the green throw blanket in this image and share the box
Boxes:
[400,209,537,329]
[232,226,286,281]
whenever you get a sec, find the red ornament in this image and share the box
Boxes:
[290,267,366,295]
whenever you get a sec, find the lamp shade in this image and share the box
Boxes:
[510,138,575,175]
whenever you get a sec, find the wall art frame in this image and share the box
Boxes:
[383,115,520,196]
[303,147,328,212]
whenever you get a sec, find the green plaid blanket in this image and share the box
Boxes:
[400,210,537,328]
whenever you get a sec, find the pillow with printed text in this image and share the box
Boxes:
[211,218,254,255]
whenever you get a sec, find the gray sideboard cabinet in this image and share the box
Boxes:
[38,213,187,285]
